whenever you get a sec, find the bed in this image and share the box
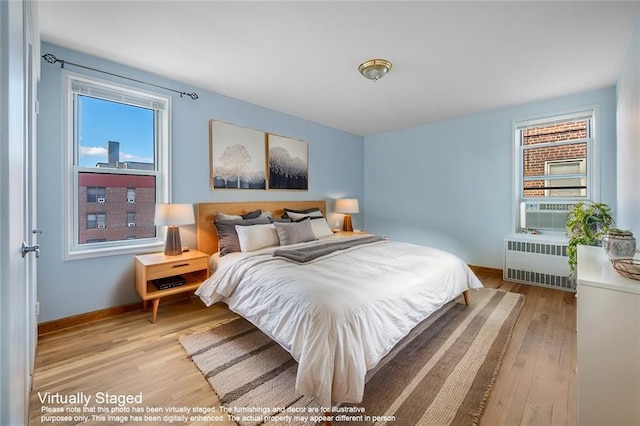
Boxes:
[194,201,483,407]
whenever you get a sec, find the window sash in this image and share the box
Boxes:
[87,214,97,229]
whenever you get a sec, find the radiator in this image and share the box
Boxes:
[503,235,573,291]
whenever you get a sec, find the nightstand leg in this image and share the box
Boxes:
[151,298,160,323]
[142,300,148,311]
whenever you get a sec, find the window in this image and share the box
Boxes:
[127,212,136,227]
[87,187,106,203]
[545,159,586,197]
[87,213,106,229]
[514,108,597,233]
[64,72,171,259]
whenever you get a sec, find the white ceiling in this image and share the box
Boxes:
[39,1,640,136]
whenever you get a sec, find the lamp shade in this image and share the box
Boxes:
[335,198,359,214]
[154,203,195,226]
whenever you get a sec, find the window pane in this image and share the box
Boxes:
[522,120,588,146]
[77,95,155,169]
[522,142,587,198]
[546,161,586,197]
[78,172,156,244]
[87,214,96,229]
[87,187,96,202]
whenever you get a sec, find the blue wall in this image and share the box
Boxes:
[37,43,364,322]
[364,87,617,268]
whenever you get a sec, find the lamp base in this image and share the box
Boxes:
[164,226,183,256]
[342,214,353,232]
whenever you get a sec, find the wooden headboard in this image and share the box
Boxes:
[196,200,327,255]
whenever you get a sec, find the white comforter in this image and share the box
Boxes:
[196,236,483,407]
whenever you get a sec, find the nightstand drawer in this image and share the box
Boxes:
[145,256,208,280]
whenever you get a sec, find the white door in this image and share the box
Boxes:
[0,0,39,424]
[25,0,40,379]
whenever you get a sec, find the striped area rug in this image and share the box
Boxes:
[180,288,524,426]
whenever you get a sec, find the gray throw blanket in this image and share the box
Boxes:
[273,235,385,263]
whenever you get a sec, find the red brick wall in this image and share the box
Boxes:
[522,120,588,197]
[78,173,156,244]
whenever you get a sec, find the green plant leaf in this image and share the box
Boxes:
[566,202,614,274]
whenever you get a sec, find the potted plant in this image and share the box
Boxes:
[566,201,614,276]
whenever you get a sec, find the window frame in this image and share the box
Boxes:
[512,107,600,234]
[63,72,171,260]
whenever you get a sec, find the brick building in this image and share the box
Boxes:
[78,141,156,244]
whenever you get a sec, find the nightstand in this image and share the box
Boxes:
[135,250,209,323]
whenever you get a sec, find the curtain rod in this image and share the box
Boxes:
[41,53,199,100]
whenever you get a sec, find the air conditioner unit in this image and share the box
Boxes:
[97,197,105,204]
[97,224,105,229]
[504,234,573,291]
[522,202,575,232]
[127,199,135,204]
[127,223,136,227]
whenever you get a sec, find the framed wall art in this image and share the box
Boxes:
[209,120,266,189]
[267,133,308,190]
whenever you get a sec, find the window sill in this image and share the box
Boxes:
[64,240,165,261]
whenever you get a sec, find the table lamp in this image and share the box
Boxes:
[154,203,195,255]
[335,198,359,232]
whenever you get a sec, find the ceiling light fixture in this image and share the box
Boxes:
[358,58,392,82]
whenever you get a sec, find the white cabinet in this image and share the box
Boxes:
[577,245,640,426]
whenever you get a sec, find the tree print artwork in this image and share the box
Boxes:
[219,144,251,188]
[268,134,308,190]
[210,120,266,189]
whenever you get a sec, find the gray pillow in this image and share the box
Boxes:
[215,216,271,256]
[274,218,317,246]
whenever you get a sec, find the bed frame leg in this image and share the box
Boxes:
[324,411,332,426]
[463,290,469,306]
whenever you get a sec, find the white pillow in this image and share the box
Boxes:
[235,223,279,252]
[311,218,335,238]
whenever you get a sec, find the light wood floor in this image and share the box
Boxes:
[28,274,576,426]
